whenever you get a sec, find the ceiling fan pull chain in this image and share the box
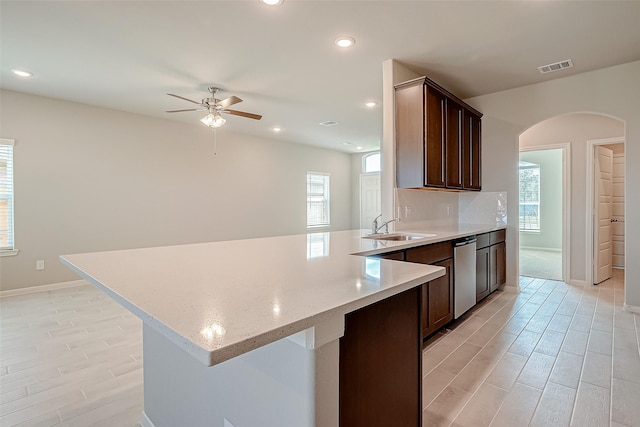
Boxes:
[213,127,217,156]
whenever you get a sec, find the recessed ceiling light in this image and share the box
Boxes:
[11,68,33,78]
[260,0,283,5]
[356,146,363,150]
[365,101,377,108]
[319,121,338,127]
[334,37,355,48]
[272,127,281,132]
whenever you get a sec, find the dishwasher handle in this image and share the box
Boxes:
[454,236,477,247]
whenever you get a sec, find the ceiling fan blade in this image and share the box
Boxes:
[166,108,200,113]
[222,109,262,120]
[216,96,243,109]
[167,93,201,105]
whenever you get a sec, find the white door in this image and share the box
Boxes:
[612,152,625,268]
[594,146,613,284]
[360,173,381,230]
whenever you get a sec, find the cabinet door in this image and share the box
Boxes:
[446,99,463,189]
[463,110,482,191]
[489,244,498,291]
[422,258,453,338]
[476,247,490,302]
[425,86,446,188]
[396,83,425,189]
[491,242,506,291]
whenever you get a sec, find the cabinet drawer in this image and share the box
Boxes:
[490,229,506,245]
[476,233,491,249]
[406,241,453,264]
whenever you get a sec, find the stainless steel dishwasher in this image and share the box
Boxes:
[454,235,477,319]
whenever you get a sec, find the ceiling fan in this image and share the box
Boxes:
[166,87,262,128]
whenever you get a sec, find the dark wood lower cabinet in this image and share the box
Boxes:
[476,231,507,302]
[339,287,421,427]
[491,241,506,291]
[422,258,454,338]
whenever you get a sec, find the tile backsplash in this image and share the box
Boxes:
[459,191,508,226]
[395,188,507,231]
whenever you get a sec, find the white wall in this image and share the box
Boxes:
[519,149,563,251]
[466,60,640,309]
[0,90,353,291]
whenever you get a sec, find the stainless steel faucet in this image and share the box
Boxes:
[371,214,383,234]
[371,215,399,234]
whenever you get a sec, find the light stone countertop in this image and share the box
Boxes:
[60,225,504,366]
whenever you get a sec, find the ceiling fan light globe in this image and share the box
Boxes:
[200,113,215,126]
[201,112,226,128]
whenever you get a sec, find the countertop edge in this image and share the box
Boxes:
[60,254,445,367]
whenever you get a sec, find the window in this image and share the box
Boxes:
[519,161,540,231]
[363,152,381,173]
[307,172,330,227]
[0,139,15,252]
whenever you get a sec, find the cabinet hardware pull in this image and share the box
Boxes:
[469,117,473,187]
[441,98,445,184]
[458,109,462,185]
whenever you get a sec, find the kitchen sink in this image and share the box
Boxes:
[362,233,436,241]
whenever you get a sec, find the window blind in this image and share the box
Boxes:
[307,172,330,227]
[0,139,15,250]
[519,165,540,231]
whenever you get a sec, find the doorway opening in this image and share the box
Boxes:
[359,152,381,229]
[518,146,568,281]
[587,138,625,285]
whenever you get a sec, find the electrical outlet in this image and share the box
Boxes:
[36,260,45,270]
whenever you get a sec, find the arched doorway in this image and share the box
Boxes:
[519,112,625,285]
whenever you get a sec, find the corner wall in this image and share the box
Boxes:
[0,90,352,291]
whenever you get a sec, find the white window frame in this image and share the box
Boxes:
[0,138,17,256]
[306,172,330,228]
[363,151,381,174]
[519,163,541,232]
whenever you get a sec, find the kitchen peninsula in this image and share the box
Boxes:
[60,226,499,427]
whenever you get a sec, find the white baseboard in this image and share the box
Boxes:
[519,246,562,253]
[624,304,640,314]
[140,411,156,427]
[0,279,89,298]
[569,279,587,288]
[499,283,520,293]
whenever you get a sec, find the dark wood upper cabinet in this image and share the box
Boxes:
[395,82,426,189]
[446,99,463,189]
[425,86,446,188]
[395,76,482,192]
[463,110,482,191]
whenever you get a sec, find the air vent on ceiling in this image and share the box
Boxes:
[538,59,574,74]
[319,121,338,127]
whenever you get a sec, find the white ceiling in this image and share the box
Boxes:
[2,1,640,153]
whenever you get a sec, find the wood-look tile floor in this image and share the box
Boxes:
[0,286,143,427]
[1,269,637,426]
[423,268,640,427]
